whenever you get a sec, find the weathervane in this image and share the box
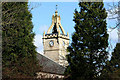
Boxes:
[56,5,58,10]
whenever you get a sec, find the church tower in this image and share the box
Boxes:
[42,9,69,66]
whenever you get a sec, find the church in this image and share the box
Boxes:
[43,9,69,66]
[36,8,69,78]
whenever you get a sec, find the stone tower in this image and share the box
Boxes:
[42,10,69,66]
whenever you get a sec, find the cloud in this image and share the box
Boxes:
[39,25,49,33]
[107,28,118,51]
[33,34,43,54]
[33,25,49,54]
[108,28,118,42]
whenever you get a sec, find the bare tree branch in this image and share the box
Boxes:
[1,2,42,27]
[108,22,120,32]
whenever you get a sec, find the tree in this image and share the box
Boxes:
[110,43,120,70]
[2,2,41,78]
[108,43,120,78]
[101,43,120,79]
[65,2,109,80]
[1,2,41,27]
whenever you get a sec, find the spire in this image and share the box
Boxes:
[53,5,59,33]
[47,5,66,35]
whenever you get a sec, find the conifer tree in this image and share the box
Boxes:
[65,2,108,80]
[101,43,120,78]
[2,2,40,78]
[110,43,120,72]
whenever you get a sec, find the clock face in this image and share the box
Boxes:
[49,40,54,47]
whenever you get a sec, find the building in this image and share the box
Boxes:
[36,53,65,78]
[42,9,69,66]
[37,9,69,78]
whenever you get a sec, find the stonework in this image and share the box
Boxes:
[43,10,69,66]
[36,72,64,79]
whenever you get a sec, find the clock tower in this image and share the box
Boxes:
[42,9,69,66]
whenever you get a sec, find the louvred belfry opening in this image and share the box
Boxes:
[52,23,58,33]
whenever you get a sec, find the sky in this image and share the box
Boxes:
[29,2,119,54]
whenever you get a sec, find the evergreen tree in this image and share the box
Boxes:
[111,43,120,70]
[2,2,40,78]
[109,43,120,76]
[101,43,120,79]
[65,2,108,80]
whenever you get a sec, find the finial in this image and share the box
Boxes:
[43,31,45,37]
[67,32,69,37]
[55,5,58,15]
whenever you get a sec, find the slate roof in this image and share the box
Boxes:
[36,53,66,75]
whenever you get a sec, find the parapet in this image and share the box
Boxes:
[43,33,69,40]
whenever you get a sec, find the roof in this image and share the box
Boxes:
[36,53,66,75]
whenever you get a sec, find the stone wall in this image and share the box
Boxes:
[36,72,64,79]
